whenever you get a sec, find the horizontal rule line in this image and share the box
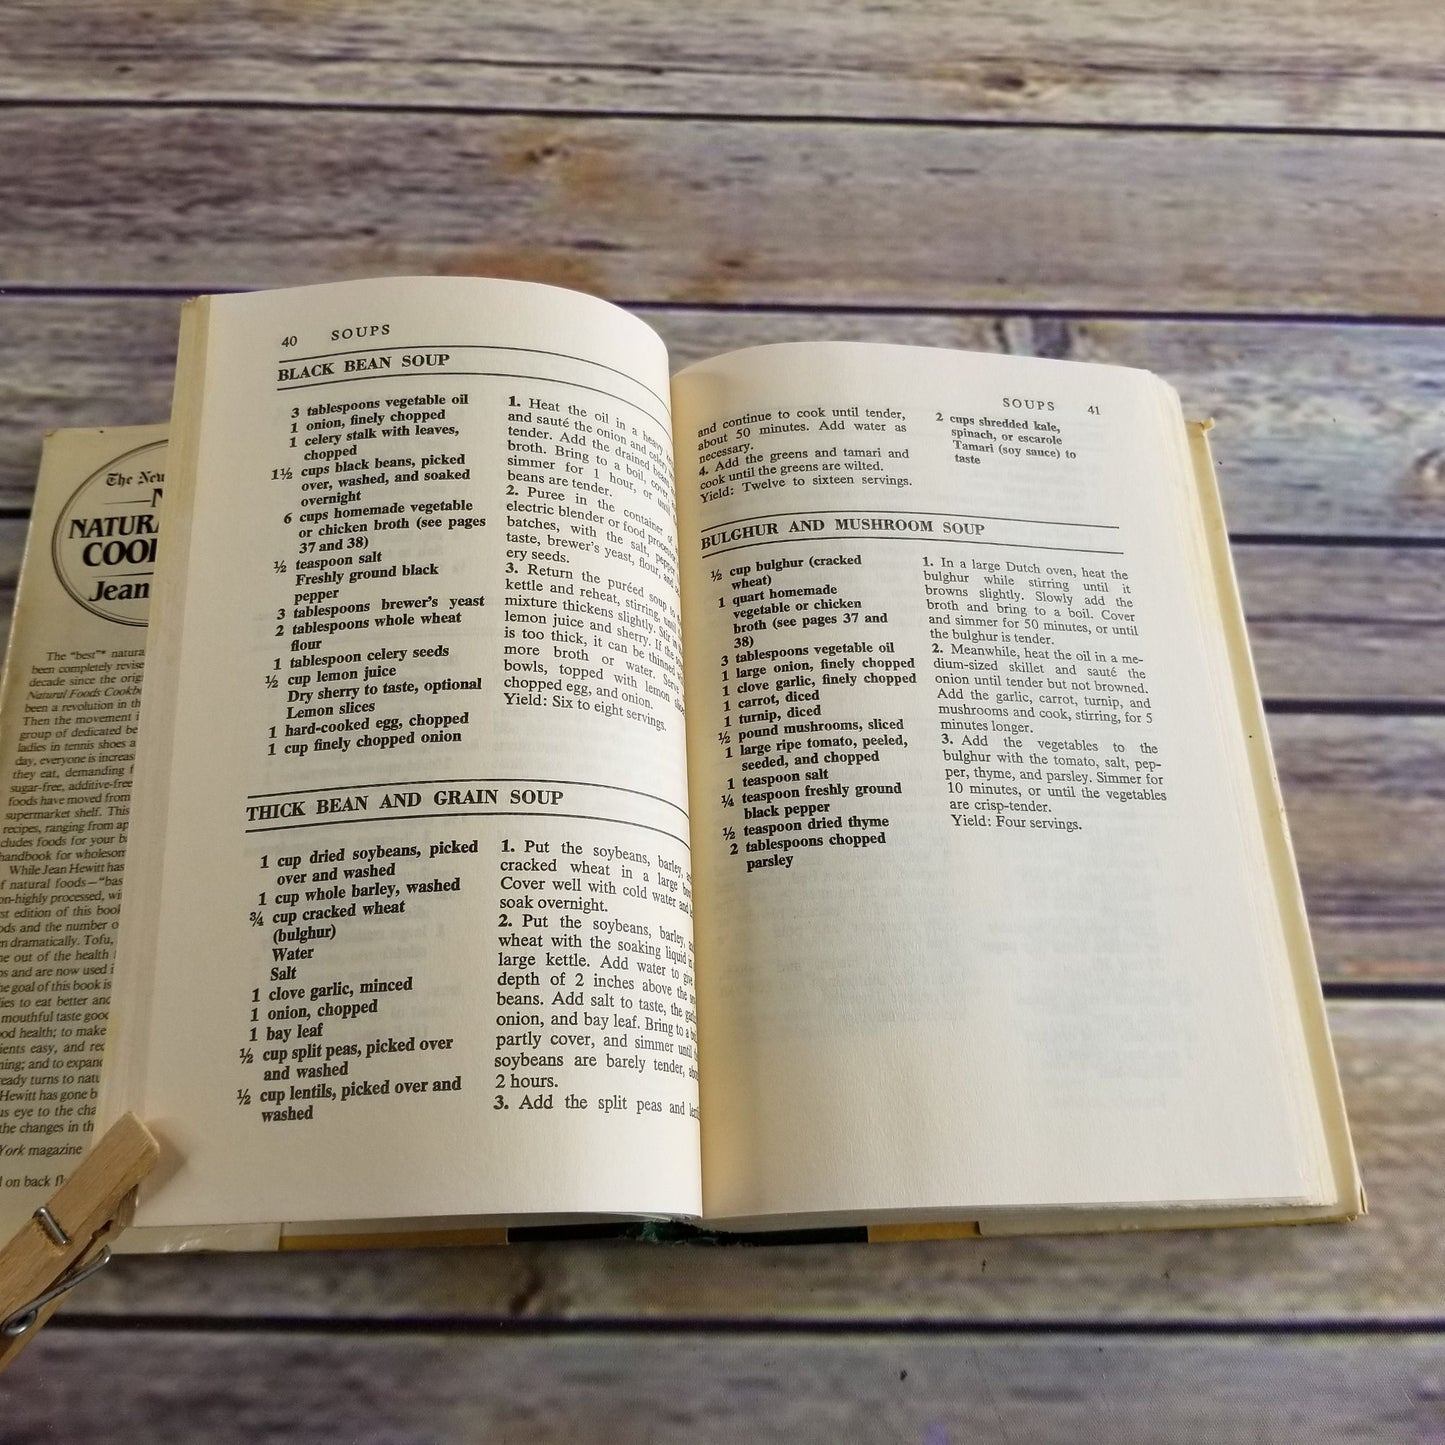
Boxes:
[703,507,1119,530]
[244,809,690,851]
[702,535,1125,559]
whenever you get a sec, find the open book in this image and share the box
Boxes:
[8,278,1363,1244]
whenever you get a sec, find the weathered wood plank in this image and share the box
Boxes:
[1277,718,1445,981]
[6,112,1445,314]
[5,299,1445,536]
[3,1331,1441,1443]
[1,8,1430,1433]
[60,1002,1445,1322]
[5,0,1445,133]
[1233,547,1445,703]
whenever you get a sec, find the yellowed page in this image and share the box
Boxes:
[674,343,1336,1223]
[102,279,698,1227]
[0,427,165,1237]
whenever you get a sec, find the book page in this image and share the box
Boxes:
[103,279,699,1226]
[0,427,165,1238]
[673,343,1334,1222]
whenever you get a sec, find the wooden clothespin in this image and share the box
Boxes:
[0,1113,159,1371]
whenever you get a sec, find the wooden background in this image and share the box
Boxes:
[1,2,1442,1438]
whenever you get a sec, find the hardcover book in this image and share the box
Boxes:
[0,279,1361,1245]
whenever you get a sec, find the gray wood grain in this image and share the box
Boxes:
[56,1001,1445,1323]
[1234,547,1445,703]
[6,113,1445,314]
[4,299,1445,537]
[4,0,1445,133]
[1,6,1440,1434]
[2,1329,1440,1443]
[1276,717,1445,981]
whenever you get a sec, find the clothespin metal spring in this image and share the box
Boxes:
[1,1235,113,1338]
[0,1113,159,1369]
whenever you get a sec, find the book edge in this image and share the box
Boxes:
[1182,417,1364,1223]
